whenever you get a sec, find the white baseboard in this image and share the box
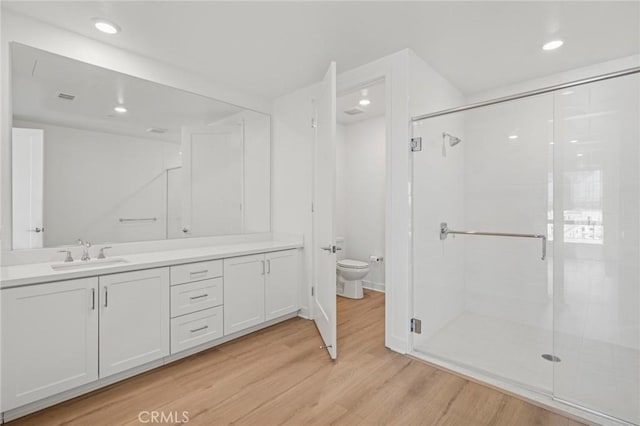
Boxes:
[386,335,407,354]
[363,280,385,293]
[298,304,311,319]
[297,312,312,320]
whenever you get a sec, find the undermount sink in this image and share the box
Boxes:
[50,258,129,272]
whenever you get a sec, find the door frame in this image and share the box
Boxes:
[308,51,411,354]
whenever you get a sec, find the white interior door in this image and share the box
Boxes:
[313,62,338,359]
[181,121,244,237]
[11,127,44,249]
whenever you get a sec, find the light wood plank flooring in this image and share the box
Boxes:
[9,290,584,425]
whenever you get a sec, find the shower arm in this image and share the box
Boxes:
[439,222,547,261]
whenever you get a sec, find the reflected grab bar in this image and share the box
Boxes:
[440,222,547,261]
[119,217,158,223]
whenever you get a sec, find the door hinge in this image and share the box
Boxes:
[410,137,422,152]
[410,318,422,334]
[311,118,317,129]
[311,202,314,213]
[311,286,315,296]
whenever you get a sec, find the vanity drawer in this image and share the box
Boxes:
[170,278,223,318]
[170,306,223,354]
[170,260,223,285]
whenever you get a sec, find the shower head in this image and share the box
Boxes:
[443,132,462,147]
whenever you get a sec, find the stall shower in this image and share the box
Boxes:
[410,70,639,424]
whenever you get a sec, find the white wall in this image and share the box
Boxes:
[271,83,318,318]
[15,120,180,247]
[241,111,271,234]
[336,117,386,290]
[468,55,640,103]
[335,124,346,240]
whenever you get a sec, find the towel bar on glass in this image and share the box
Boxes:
[439,222,547,260]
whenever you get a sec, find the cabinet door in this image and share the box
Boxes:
[99,268,170,378]
[265,250,300,321]
[223,254,265,335]
[1,278,98,411]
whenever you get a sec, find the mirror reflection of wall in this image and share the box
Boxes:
[10,43,270,249]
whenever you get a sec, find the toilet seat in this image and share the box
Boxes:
[337,259,368,269]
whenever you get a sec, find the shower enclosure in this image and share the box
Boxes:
[410,70,639,425]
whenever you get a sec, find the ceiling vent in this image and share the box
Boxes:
[57,92,75,101]
[344,107,364,116]
[146,127,168,134]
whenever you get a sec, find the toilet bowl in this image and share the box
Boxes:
[336,259,369,299]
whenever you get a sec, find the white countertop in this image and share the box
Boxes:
[1,239,303,288]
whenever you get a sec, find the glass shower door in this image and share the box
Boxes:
[411,93,555,393]
[552,73,640,424]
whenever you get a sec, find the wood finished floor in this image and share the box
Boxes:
[9,290,585,426]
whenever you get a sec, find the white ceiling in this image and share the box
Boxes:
[337,80,385,125]
[12,43,243,142]
[3,2,639,100]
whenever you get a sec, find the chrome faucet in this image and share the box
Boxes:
[58,250,74,263]
[97,246,112,259]
[77,239,92,261]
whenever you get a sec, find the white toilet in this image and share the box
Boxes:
[335,237,369,299]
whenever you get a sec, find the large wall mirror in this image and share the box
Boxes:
[9,43,270,250]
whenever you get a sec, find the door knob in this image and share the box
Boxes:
[32,227,44,233]
[320,245,341,253]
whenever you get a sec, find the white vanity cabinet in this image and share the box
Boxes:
[0,243,301,420]
[224,249,299,334]
[265,250,299,321]
[1,277,99,411]
[224,253,266,334]
[99,268,170,377]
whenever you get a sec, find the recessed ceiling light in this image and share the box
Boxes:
[542,40,564,51]
[114,105,127,113]
[508,135,519,140]
[569,139,578,143]
[359,99,371,106]
[577,153,584,157]
[562,90,574,95]
[550,141,555,145]
[93,18,121,34]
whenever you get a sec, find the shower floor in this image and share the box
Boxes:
[414,311,639,424]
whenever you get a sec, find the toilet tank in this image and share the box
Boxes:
[336,237,346,261]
